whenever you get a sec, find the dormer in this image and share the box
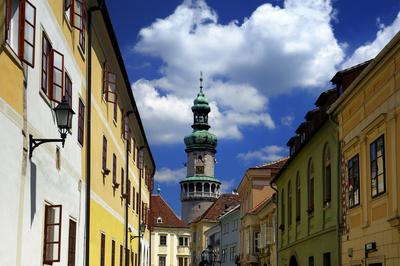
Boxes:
[287,135,300,157]
[331,60,371,96]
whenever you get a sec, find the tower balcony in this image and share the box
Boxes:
[181,191,221,201]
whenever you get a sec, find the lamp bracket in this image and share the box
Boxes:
[29,134,65,159]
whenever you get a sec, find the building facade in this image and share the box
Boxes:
[273,88,341,266]
[0,0,86,265]
[238,159,286,266]
[220,204,240,266]
[0,1,155,266]
[256,197,277,266]
[189,194,240,266]
[150,193,191,266]
[330,32,400,266]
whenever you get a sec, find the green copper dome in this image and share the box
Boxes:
[184,130,218,151]
[192,91,211,112]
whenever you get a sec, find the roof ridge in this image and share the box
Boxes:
[255,156,289,168]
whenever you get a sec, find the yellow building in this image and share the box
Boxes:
[237,159,286,266]
[86,1,155,266]
[329,32,400,265]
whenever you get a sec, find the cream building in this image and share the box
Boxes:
[151,193,191,266]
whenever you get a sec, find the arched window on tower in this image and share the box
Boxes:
[189,183,194,192]
[211,184,216,193]
[204,183,210,193]
[196,183,202,192]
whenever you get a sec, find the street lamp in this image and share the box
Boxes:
[130,222,147,241]
[29,98,75,158]
[201,245,220,266]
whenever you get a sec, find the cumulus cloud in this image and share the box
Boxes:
[237,145,287,163]
[155,167,187,183]
[281,115,295,127]
[132,0,345,144]
[220,178,237,193]
[342,12,400,68]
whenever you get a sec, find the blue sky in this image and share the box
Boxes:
[106,0,400,216]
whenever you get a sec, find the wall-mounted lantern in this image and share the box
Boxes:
[29,98,75,159]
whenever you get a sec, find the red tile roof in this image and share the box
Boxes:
[191,194,240,224]
[151,195,188,228]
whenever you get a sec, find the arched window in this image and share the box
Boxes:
[296,172,301,222]
[157,217,163,224]
[183,183,188,193]
[288,181,292,226]
[204,183,210,192]
[189,183,194,192]
[307,159,314,214]
[211,184,216,192]
[196,183,202,192]
[323,144,332,205]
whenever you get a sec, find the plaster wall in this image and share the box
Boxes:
[220,209,240,266]
[187,150,215,177]
[182,199,214,224]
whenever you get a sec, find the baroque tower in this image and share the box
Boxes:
[180,74,221,224]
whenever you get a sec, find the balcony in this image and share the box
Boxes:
[158,245,167,254]
[181,191,220,200]
[177,246,190,254]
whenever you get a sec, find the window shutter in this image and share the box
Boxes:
[105,66,117,103]
[43,205,62,264]
[112,154,117,184]
[127,179,131,204]
[121,168,124,196]
[18,0,36,67]
[119,245,123,266]
[49,49,65,103]
[102,136,107,171]
[67,219,77,266]
[71,0,84,30]
[78,99,85,145]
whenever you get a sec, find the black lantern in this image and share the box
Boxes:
[201,245,219,266]
[29,98,75,158]
[53,98,75,138]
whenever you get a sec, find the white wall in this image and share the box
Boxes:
[0,1,85,265]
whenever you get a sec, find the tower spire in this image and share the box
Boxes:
[199,71,203,93]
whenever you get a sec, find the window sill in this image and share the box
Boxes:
[371,192,387,200]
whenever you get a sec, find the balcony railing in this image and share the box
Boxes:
[177,246,190,254]
[181,191,220,200]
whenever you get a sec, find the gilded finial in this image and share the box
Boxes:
[199,71,203,93]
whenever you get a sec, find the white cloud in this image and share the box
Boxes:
[133,0,344,144]
[155,167,187,183]
[342,12,400,68]
[220,178,237,193]
[237,145,287,163]
[281,115,294,127]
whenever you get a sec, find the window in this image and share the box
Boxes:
[120,168,124,196]
[5,0,36,67]
[288,181,292,226]
[224,223,229,234]
[308,256,314,266]
[131,251,134,266]
[43,204,62,264]
[253,231,260,254]
[70,0,84,30]
[127,179,131,204]
[221,249,226,263]
[64,0,71,21]
[111,240,115,266]
[135,253,137,266]
[112,154,117,184]
[265,216,275,244]
[65,73,72,107]
[78,99,85,145]
[323,252,331,266]
[102,136,107,171]
[132,138,136,162]
[159,256,166,266]
[296,172,301,222]
[78,8,85,52]
[230,246,236,261]
[113,102,118,123]
[160,235,167,246]
[323,144,332,204]
[136,192,139,214]
[348,155,360,207]
[49,48,65,103]
[307,159,314,214]
[370,135,385,197]
[132,186,135,209]
[67,219,77,266]
[179,236,188,246]
[41,33,51,95]
[178,257,189,266]
[104,65,117,103]
[100,233,105,266]
[119,244,123,266]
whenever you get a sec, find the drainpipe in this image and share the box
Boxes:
[85,2,103,266]
[270,182,279,266]
[329,114,341,266]
[125,110,133,266]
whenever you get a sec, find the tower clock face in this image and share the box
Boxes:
[196,166,204,175]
